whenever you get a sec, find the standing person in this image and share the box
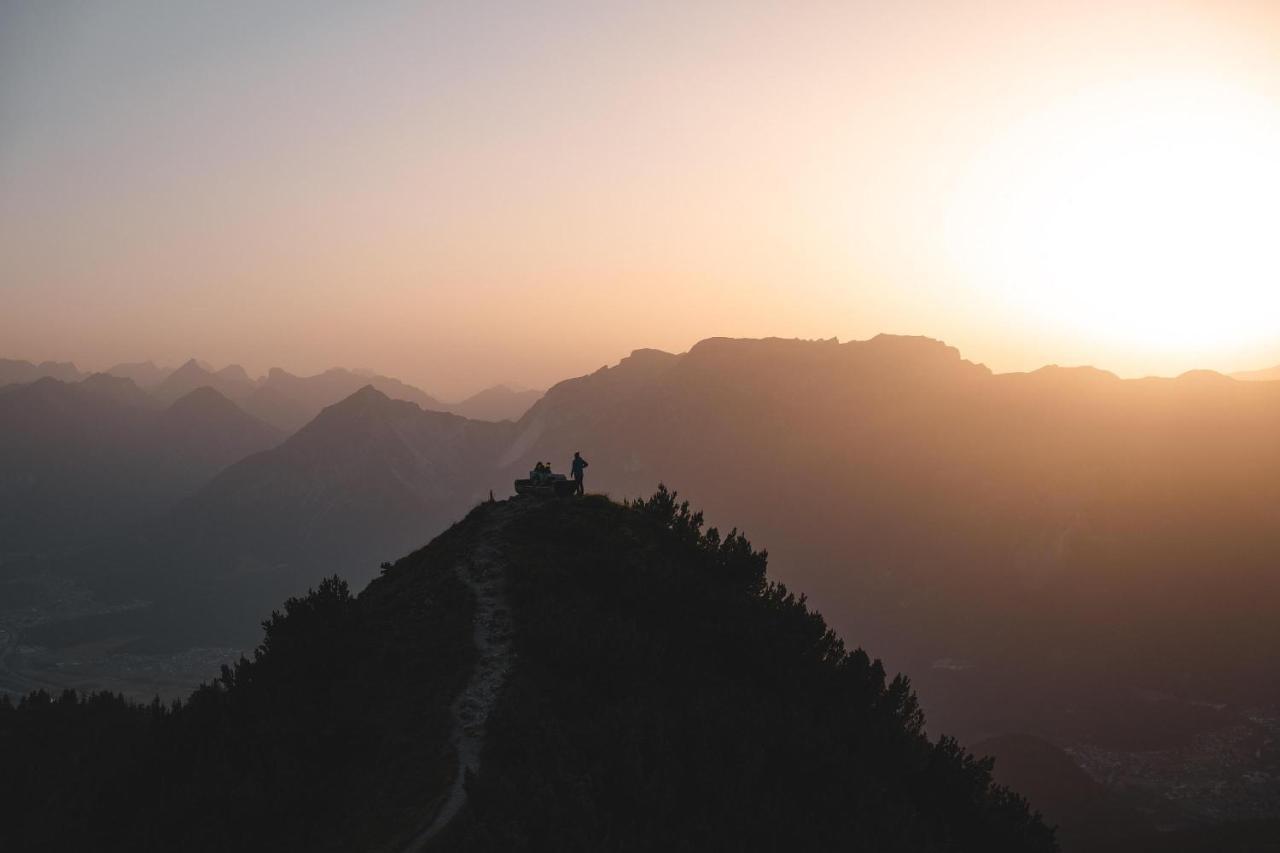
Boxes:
[570,451,588,495]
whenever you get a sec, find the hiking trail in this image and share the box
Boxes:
[402,503,518,850]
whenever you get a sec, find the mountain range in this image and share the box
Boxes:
[4,335,1279,848]
[134,339,1280,725]
[0,374,280,560]
[1,494,1058,852]
[23,339,1280,685]
[495,337,1280,736]
[1232,364,1280,382]
[3,357,543,428]
[156,386,512,591]
[0,358,84,386]
[444,384,544,422]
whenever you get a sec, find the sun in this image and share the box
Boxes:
[947,76,1280,363]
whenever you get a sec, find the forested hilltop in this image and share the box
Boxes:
[1,490,1055,852]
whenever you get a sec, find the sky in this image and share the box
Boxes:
[3,0,1279,398]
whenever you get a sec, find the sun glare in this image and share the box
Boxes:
[948,77,1280,362]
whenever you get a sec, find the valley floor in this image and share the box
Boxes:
[0,573,241,702]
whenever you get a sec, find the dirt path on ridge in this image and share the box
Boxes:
[401,504,519,850]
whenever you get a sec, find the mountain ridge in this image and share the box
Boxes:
[444,384,543,422]
[0,375,282,561]
[0,491,1057,852]
[0,358,84,387]
[1232,364,1280,382]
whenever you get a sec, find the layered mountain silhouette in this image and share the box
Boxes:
[3,354,533,429]
[0,357,84,387]
[105,360,173,388]
[0,493,1057,852]
[491,337,1280,732]
[0,375,279,560]
[153,386,283,484]
[153,359,259,404]
[5,335,1279,849]
[48,336,1280,739]
[1232,364,1280,382]
[239,366,447,432]
[445,384,543,422]
[153,386,508,589]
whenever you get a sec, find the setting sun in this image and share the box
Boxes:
[5,4,1280,850]
[948,76,1280,363]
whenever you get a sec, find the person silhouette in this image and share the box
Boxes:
[570,451,588,495]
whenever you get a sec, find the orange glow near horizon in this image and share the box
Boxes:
[946,76,1280,366]
[2,2,1279,396]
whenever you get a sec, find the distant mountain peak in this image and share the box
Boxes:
[601,347,681,377]
[623,347,680,363]
[1232,364,1280,382]
[164,358,213,382]
[163,386,279,441]
[155,358,255,404]
[216,364,254,384]
[78,372,156,408]
[1023,364,1120,384]
[348,383,391,403]
[1177,368,1231,381]
[240,367,443,433]
[309,384,403,424]
[167,384,236,412]
[80,372,139,392]
[0,358,85,386]
[25,375,66,393]
[105,360,172,388]
[446,384,544,422]
[858,332,973,364]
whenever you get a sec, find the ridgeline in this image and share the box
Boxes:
[1,489,1056,852]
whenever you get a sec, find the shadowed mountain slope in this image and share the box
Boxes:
[0,492,1056,852]
[240,366,447,432]
[0,377,280,562]
[105,360,173,388]
[974,734,1152,851]
[491,336,1280,738]
[146,386,514,595]
[1232,364,1280,382]
[0,358,84,387]
[154,387,282,486]
[445,384,543,422]
[4,336,1276,849]
[61,335,1280,733]
[153,359,258,404]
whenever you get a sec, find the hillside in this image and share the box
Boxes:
[154,359,259,404]
[42,335,1280,739]
[974,734,1153,851]
[445,384,543,422]
[105,360,173,387]
[154,386,513,592]
[26,338,1280,724]
[9,337,1279,845]
[0,376,283,563]
[0,491,1055,852]
[241,367,448,433]
[0,358,83,387]
[490,337,1280,735]
[1232,364,1280,382]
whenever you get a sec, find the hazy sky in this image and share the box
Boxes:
[3,0,1279,397]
